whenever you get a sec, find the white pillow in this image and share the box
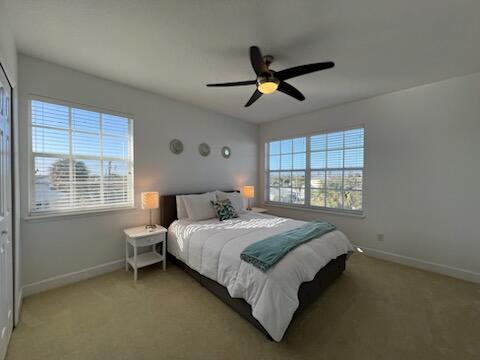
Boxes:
[176,196,188,219]
[183,192,217,221]
[215,191,246,214]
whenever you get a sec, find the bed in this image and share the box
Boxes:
[160,191,353,341]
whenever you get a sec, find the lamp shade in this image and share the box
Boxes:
[243,186,255,199]
[141,192,159,210]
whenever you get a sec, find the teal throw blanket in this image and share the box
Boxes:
[240,220,336,272]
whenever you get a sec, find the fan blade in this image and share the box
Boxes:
[245,89,262,107]
[275,62,335,81]
[207,80,256,87]
[277,82,305,101]
[250,46,268,75]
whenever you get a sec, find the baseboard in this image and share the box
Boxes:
[359,246,480,284]
[15,288,22,326]
[22,259,124,297]
[18,247,480,298]
[0,329,11,360]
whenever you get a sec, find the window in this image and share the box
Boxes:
[265,127,364,213]
[267,137,306,205]
[29,98,134,216]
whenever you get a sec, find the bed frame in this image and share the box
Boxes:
[160,191,347,340]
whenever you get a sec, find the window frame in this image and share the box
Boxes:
[264,125,365,217]
[26,95,135,218]
[266,137,307,206]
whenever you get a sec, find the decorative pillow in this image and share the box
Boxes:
[215,191,246,214]
[182,192,217,221]
[211,199,238,221]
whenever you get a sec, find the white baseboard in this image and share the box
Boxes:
[15,288,22,326]
[22,259,124,297]
[18,247,479,299]
[358,246,480,284]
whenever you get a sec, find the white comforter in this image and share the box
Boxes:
[168,212,353,341]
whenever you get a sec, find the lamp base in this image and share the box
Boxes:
[145,209,156,230]
[247,198,252,211]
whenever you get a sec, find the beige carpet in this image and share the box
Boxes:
[7,254,480,360]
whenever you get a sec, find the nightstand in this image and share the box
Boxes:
[249,207,267,213]
[124,225,167,281]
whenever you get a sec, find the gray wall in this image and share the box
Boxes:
[259,72,480,280]
[19,55,258,286]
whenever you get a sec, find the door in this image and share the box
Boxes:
[0,64,13,360]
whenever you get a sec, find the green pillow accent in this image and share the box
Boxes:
[211,199,239,221]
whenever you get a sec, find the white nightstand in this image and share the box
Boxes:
[124,225,167,281]
[249,207,267,213]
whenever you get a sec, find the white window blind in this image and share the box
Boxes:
[29,99,134,215]
[265,127,364,213]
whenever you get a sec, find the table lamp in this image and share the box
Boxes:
[141,192,159,229]
[243,185,255,211]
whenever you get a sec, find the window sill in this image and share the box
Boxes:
[24,205,137,222]
[263,202,366,219]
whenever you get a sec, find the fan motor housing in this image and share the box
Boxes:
[257,74,279,85]
[264,54,274,67]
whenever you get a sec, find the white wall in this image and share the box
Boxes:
[259,72,480,282]
[17,55,480,291]
[19,55,258,289]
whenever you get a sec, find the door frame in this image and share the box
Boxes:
[0,61,16,328]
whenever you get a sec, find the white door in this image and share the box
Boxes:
[0,65,13,360]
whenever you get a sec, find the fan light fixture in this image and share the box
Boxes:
[257,78,279,94]
[206,46,335,107]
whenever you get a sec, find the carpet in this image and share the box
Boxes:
[7,254,480,360]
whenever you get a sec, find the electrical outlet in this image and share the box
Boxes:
[377,233,384,242]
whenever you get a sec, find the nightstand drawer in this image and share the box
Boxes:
[130,234,164,247]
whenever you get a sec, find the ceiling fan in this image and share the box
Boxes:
[206,46,335,107]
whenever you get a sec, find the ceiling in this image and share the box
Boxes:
[6,0,480,123]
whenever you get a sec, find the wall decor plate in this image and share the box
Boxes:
[221,146,231,158]
[198,143,211,157]
[169,139,184,154]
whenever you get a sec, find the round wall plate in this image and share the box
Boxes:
[169,139,184,154]
[198,143,211,157]
[221,146,231,158]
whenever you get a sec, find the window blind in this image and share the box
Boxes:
[30,99,134,215]
[266,127,364,213]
